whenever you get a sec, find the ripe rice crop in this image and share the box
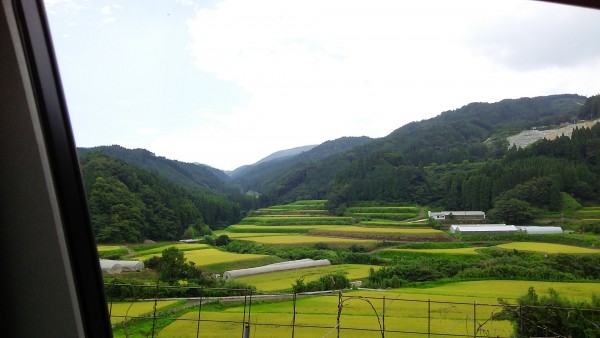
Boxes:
[238,216,354,226]
[227,225,325,233]
[313,226,440,234]
[134,243,210,255]
[496,242,600,254]
[348,212,418,221]
[183,249,274,267]
[346,206,419,213]
[97,245,123,252]
[135,248,273,268]
[361,220,430,227]
[108,300,178,325]
[309,226,451,241]
[238,234,377,246]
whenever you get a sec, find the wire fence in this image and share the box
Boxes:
[105,283,600,338]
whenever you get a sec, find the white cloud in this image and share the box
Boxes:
[49,0,600,170]
[100,5,111,15]
[182,0,600,170]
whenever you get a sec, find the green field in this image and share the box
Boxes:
[497,242,600,254]
[150,280,600,338]
[234,264,378,291]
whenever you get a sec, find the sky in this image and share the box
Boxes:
[44,0,600,171]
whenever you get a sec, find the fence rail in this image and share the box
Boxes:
[105,283,600,338]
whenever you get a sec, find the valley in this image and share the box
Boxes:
[90,94,600,336]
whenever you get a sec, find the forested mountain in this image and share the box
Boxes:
[251,94,587,207]
[78,145,240,194]
[79,152,249,243]
[230,136,372,194]
[81,94,600,241]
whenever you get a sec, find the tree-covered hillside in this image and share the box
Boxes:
[78,145,240,194]
[80,152,249,243]
[252,94,587,207]
[231,136,372,195]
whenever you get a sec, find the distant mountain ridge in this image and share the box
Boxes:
[254,145,317,165]
[78,94,597,213]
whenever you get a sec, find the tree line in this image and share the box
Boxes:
[80,152,254,243]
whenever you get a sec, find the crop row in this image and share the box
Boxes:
[346,206,419,213]
[238,216,354,226]
[349,212,418,221]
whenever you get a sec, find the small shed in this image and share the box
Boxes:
[99,259,144,274]
[428,211,486,221]
[517,226,563,235]
[223,259,331,279]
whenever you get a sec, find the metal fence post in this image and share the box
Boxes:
[292,292,297,338]
[247,289,253,335]
[382,296,386,338]
[337,292,342,338]
[473,301,477,338]
[196,287,203,338]
[151,280,160,338]
[428,299,431,338]
[242,291,248,338]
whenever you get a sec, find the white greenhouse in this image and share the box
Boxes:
[449,224,509,234]
[517,226,563,234]
[99,259,144,274]
[223,259,331,279]
[452,225,518,234]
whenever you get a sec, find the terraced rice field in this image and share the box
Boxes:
[135,248,275,268]
[385,247,481,255]
[235,264,378,291]
[496,241,600,254]
[97,245,124,252]
[133,243,210,255]
[237,234,377,246]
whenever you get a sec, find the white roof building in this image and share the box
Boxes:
[223,259,331,279]
[428,211,486,220]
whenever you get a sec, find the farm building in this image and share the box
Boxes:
[517,226,563,234]
[99,259,144,274]
[451,224,518,234]
[223,258,331,279]
[428,211,486,221]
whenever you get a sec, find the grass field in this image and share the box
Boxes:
[234,264,378,291]
[496,242,600,254]
[152,280,600,338]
